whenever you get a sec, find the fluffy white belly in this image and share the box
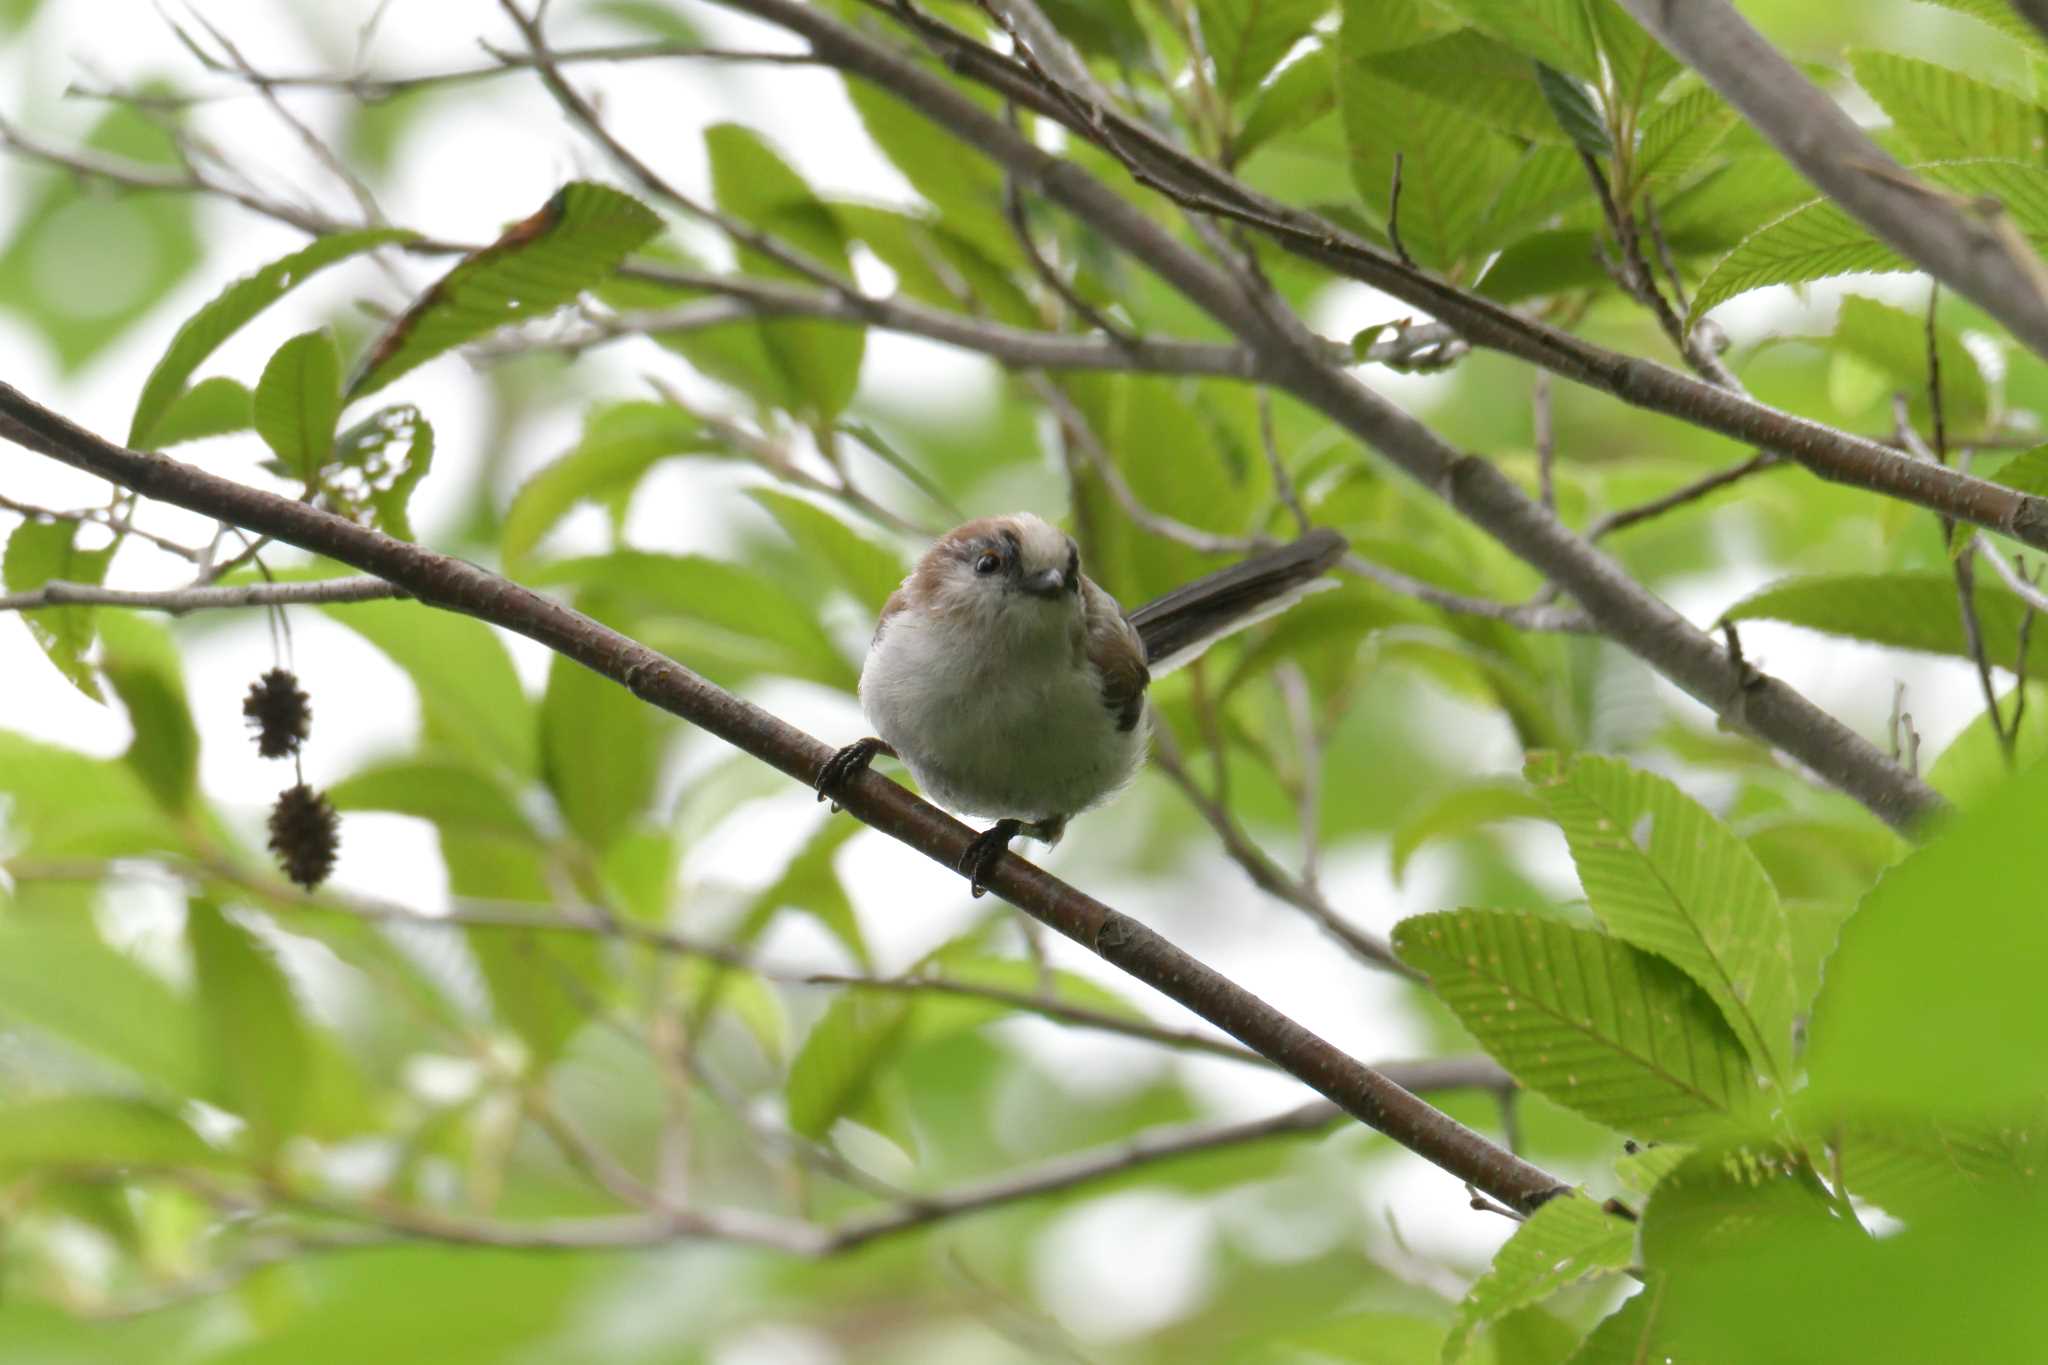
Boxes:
[860,614,1146,821]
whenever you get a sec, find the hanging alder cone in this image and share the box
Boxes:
[242,668,312,759]
[267,783,340,889]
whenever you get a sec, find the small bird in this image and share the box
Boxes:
[816,513,1347,894]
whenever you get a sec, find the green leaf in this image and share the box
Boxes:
[188,900,311,1160]
[0,921,208,1096]
[1827,294,1988,431]
[253,328,342,481]
[1391,780,1548,883]
[531,551,856,690]
[1568,1287,1670,1365]
[327,756,534,837]
[747,488,906,615]
[1197,0,1327,101]
[540,648,662,851]
[3,518,115,700]
[1534,62,1614,158]
[1851,49,2048,162]
[331,404,435,541]
[1526,752,1798,1084]
[1393,909,1758,1140]
[705,125,864,419]
[97,611,199,814]
[320,598,538,778]
[1588,0,1681,124]
[841,77,1012,261]
[0,732,183,858]
[785,990,916,1140]
[1339,58,1522,269]
[1916,0,2048,49]
[1238,44,1337,162]
[1722,570,2044,675]
[0,1097,223,1172]
[349,182,661,399]
[1927,684,2048,807]
[733,816,868,968]
[149,376,253,446]
[1445,1195,1636,1362]
[1988,442,2048,496]
[127,228,410,447]
[502,401,711,567]
[1435,0,1600,80]
[1804,752,2048,1119]
[1830,1116,2044,1222]
[1690,159,2048,320]
[1364,31,1563,142]
[1632,86,1741,190]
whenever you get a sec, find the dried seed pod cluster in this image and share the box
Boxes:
[242,666,340,889]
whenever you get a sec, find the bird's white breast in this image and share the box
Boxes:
[859,608,1146,822]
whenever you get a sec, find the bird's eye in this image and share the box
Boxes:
[974,551,1001,576]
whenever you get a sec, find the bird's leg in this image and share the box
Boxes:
[814,737,896,812]
[958,815,1067,898]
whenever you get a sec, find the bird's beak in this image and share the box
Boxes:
[1019,567,1067,599]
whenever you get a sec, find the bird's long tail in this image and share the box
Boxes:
[1125,528,1347,673]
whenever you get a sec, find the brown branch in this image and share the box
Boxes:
[1586,451,1785,541]
[0,382,1568,1215]
[1616,0,2048,361]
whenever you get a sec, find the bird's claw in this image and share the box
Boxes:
[958,819,1023,898]
[815,737,890,812]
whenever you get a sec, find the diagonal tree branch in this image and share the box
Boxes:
[0,380,1569,1216]
[1616,0,2048,361]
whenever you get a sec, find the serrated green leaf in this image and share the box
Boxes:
[1723,570,2044,675]
[1198,0,1326,101]
[1639,1142,1843,1264]
[1435,0,1599,80]
[1364,30,1563,142]
[1690,159,2048,320]
[127,228,410,447]
[1915,0,2048,49]
[1534,62,1614,157]
[1238,43,1337,162]
[1393,909,1757,1139]
[1340,61,1522,269]
[0,921,208,1096]
[1988,442,2048,495]
[705,125,864,419]
[3,518,115,700]
[1632,86,1740,190]
[1567,1283,1669,1364]
[97,611,198,814]
[1445,1195,1636,1362]
[1526,752,1797,1084]
[1830,1115,2045,1222]
[349,182,661,399]
[320,597,538,778]
[1478,228,1610,303]
[253,329,342,480]
[327,756,535,837]
[541,647,662,852]
[1391,780,1548,883]
[1927,684,2048,807]
[747,488,906,615]
[0,1097,224,1172]
[1615,1142,1691,1196]
[1481,144,1588,246]
[148,375,252,446]
[1850,50,2048,163]
[503,401,712,566]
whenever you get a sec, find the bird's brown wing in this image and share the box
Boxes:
[1124,529,1346,671]
[1084,582,1149,732]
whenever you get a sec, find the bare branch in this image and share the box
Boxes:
[0,575,403,615]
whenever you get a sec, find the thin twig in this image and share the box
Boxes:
[0,575,403,615]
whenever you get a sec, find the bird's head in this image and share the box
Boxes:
[908,512,1083,642]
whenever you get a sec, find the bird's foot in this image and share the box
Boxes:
[958,819,1024,898]
[815,737,894,812]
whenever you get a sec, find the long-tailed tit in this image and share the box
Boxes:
[816,513,1347,894]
